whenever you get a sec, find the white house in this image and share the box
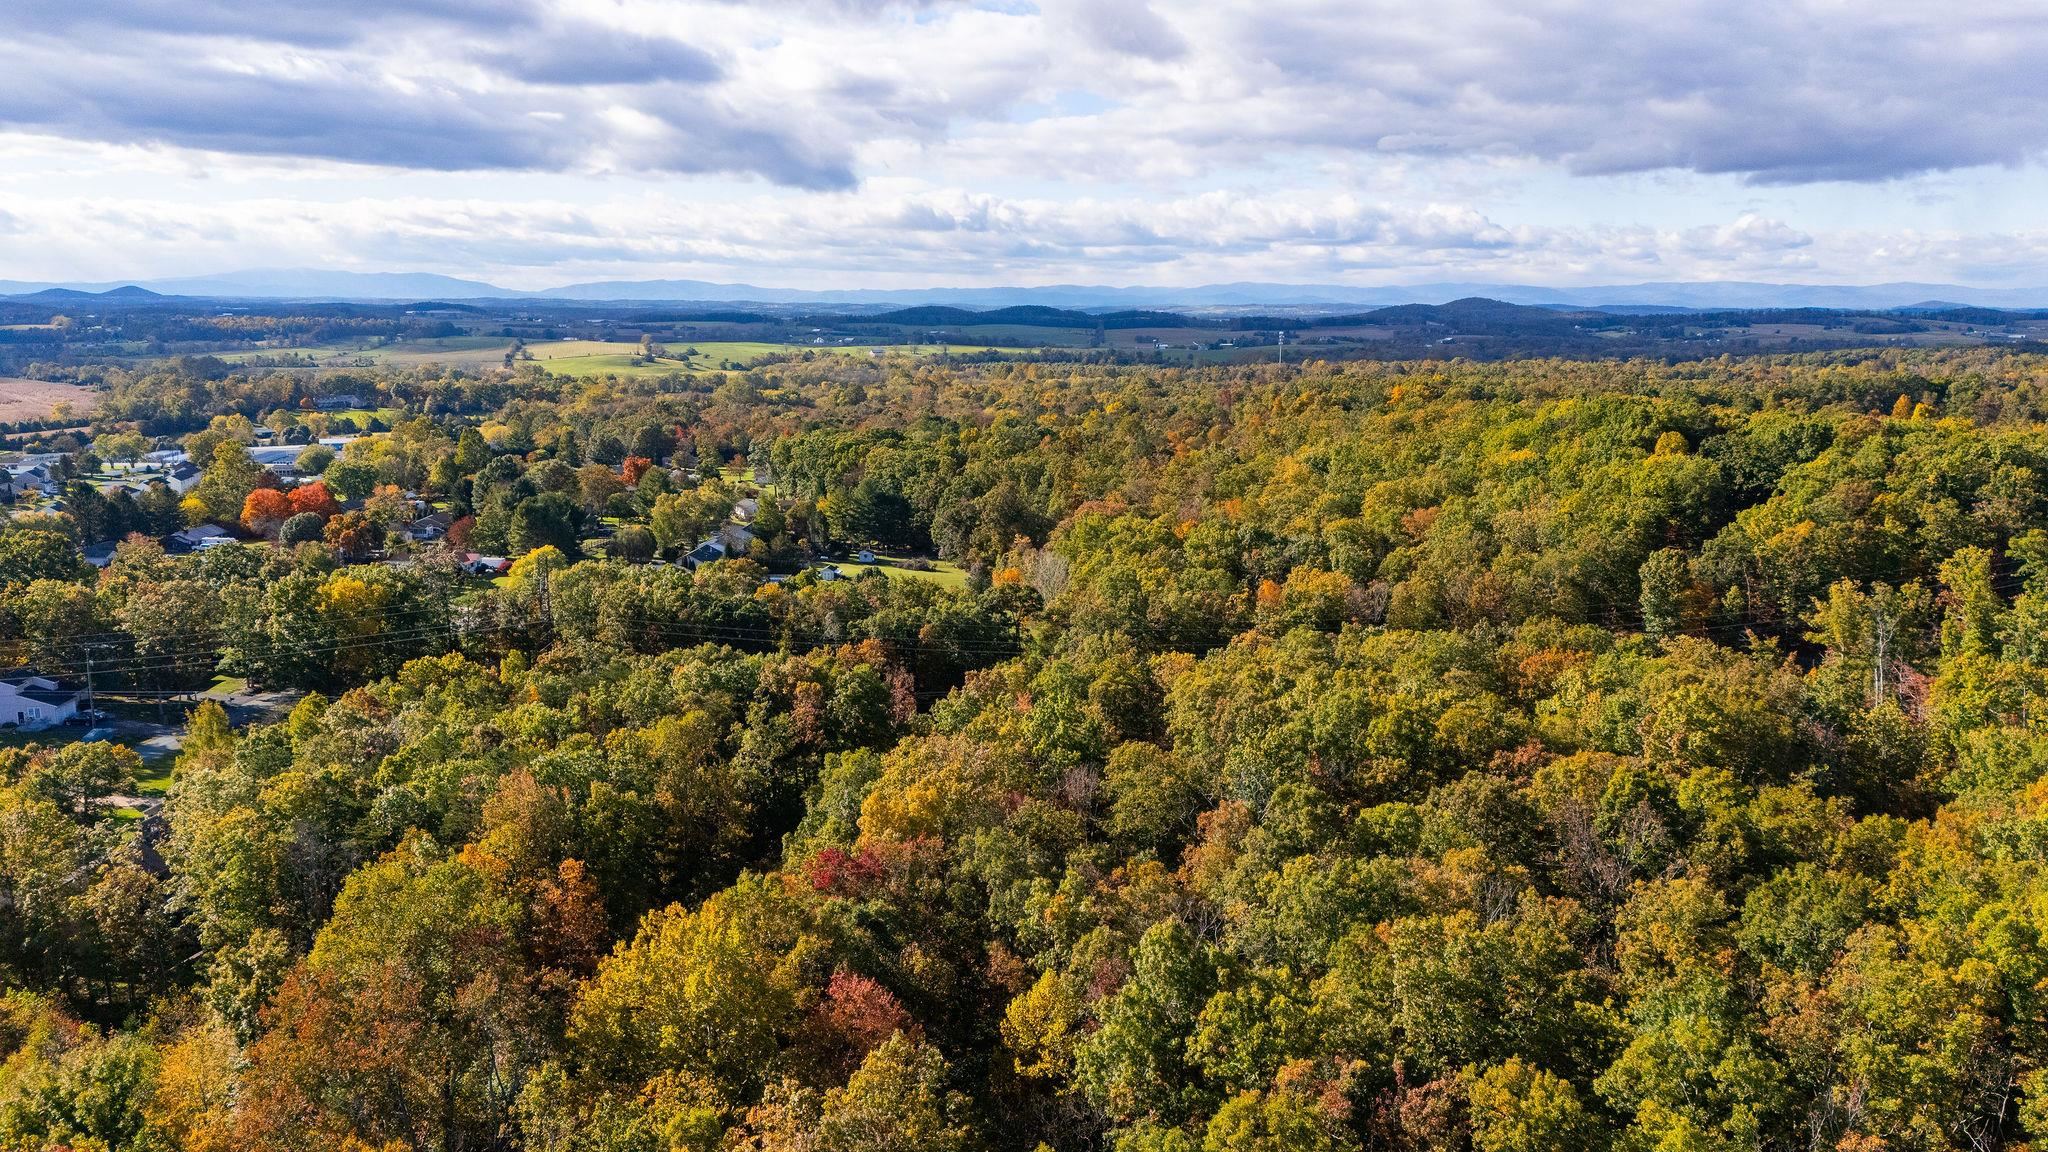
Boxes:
[0,673,81,731]
[167,523,233,553]
[4,464,56,494]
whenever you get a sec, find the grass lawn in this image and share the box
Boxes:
[319,407,406,427]
[0,728,49,753]
[835,555,971,590]
[136,763,175,796]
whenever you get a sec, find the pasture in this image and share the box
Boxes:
[210,336,517,370]
[519,340,1015,378]
[0,377,97,423]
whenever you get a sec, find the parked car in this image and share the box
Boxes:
[82,727,117,743]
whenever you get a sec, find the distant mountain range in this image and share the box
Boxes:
[6,268,2048,311]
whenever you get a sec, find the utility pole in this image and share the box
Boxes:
[81,640,111,724]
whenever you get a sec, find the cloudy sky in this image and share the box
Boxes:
[5,0,2048,289]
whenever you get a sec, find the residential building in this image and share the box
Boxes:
[403,512,452,542]
[0,673,81,731]
[166,523,232,553]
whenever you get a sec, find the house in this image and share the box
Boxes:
[81,541,120,568]
[5,464,55,494]
[165,461,201,494]
[731,497,760,524]
[461,553,511,576]
[0,673,82,731]
[403,512,452,543]
[685,539,728,568]
[718,523,756,554]
[814,564,843,582]
[166,523,232,554]
[314,394,368,411]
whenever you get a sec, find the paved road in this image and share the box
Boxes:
[196,684,303,724]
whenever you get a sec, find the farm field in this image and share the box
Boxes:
[949,324,1096,347]
[520,339,1015,377]
[345,335,517,366]
[0,377,97,422]
[129,332,1059,382]
[211,336,517,370]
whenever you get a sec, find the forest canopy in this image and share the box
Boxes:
[7,346,2048,1151]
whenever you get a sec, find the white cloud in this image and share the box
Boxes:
[0,186,2035,289]
[14,0,2048,186]
[6,0,2048,284]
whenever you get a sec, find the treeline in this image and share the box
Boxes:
[11,349,2048,1149]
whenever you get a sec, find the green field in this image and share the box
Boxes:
[154,335,1032,379]
[209,335,515,370]
[834,555,971,590]
[314,407,406,426]
[347,336,517,366]
[520,340,1016,378]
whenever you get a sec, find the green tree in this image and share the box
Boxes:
[194,440,263,522]
[1466,1059,1602,1152]
[320,458,377,503]
[1075,921,1218,1127]
[292,444,335,476]
[815,1033,975,1152]
[1638,548,1691,638]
